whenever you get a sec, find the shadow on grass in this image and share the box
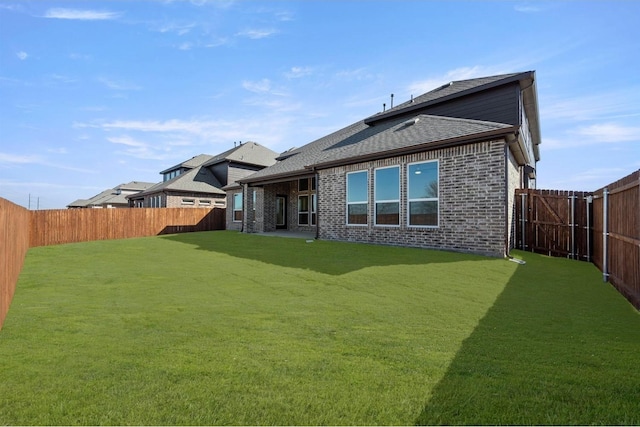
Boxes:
[415,251,640,425]
[161,230,490,276]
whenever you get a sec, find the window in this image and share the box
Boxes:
[233,193,243,222]
[181,198,195,205]
[163,169,182,182]
[298,195,309,225]
[375,166,400,226]
[199,199,211,206]
[346,170,368,225]
[298,178,309,192]
[298,176,316,226]
[408,161,439,227]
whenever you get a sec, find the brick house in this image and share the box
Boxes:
[128,142,278,209]
[231,72,541,257]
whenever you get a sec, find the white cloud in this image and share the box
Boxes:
[156,22,196,35]
[178,42,193,50]
[237,28,278,39]
[107,135,171,160]
[542,89,640,122]
[0,152,40,164]
[0,152,94,173]
[285,66,313,79]
[16,51,28,60]
[335,67,376,82]
[97,77,142,91]
[514,3,543,13]
[573,123,640,143]
[543,122,640,150]
[242,79,272,94]
[275,10,294,21]
[44,8,121,20]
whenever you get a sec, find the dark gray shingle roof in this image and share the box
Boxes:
[243,115,514,183]
[134,166,225,197]
[202,141,278,168]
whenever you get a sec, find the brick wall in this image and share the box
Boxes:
[317,139,512,257]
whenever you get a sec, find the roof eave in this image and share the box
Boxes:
[240,169,316,186]
[308,126,519,170]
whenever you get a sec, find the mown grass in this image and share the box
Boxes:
[0,231,638,425]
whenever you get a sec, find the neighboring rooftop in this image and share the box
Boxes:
[67,181,156,208]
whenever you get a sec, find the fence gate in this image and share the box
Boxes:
[516,189,593,261]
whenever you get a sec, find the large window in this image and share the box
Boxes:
[375,166,400,226]
[407,161,439,227]
[233,192,243,222]
[298,195,309,225]
[346,170,368,225]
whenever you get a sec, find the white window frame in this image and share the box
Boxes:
[346,170,368,226]
[374,165,400,227]
[407,160,439,228]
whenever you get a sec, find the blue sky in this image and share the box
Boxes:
[1,1,639,209]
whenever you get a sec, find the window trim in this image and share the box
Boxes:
[407,160,439,228]
[346,170,368,226]
[374,165,400,227]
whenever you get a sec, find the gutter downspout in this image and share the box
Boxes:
[313,168,320,240]
[602,188,609,282]
[504,142,510,258]
[505,135,526,265]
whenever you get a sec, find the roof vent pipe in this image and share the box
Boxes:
[410,94,414,103]
[390,93,394,108]
[383,103,386,112]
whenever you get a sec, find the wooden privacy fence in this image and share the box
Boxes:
[516,170,640,309]
[0,200,225,329]
[0,198,31,330]
[30,207,225,247]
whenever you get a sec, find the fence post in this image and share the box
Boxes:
[586,195,592,262]
[602,188,609,282]
[570,192,576,260]
[520,192,527,250]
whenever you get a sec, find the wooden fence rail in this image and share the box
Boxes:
[516,169,640,309]
[0,202,225,330]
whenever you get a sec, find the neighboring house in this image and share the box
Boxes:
[233,71,541,257]
[128,142,278,209]
[67,181,155,209]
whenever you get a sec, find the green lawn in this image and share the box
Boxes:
[1,231,638,425]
